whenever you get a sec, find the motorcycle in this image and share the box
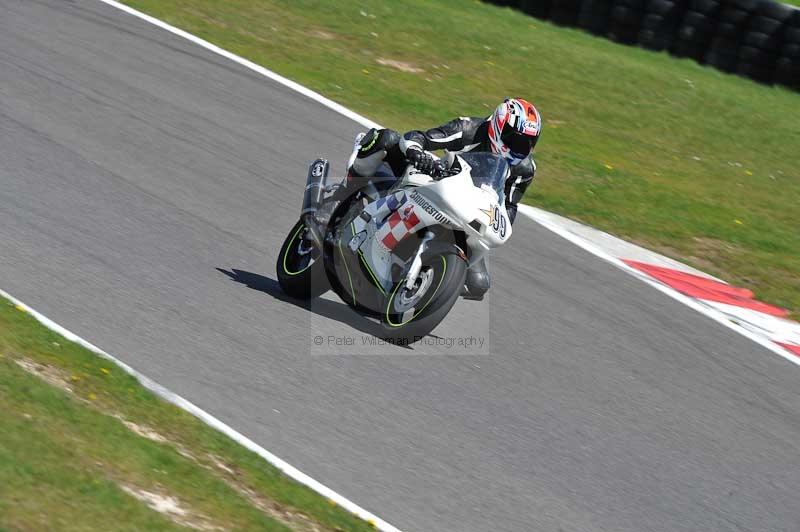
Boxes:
[277,138,513,344]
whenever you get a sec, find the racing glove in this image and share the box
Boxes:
[406,146,436,174]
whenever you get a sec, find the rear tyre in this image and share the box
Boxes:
[380,252,467,345]
[277,219,329,299]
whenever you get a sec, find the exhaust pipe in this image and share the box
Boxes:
[301,159,329,217]
[300,159,329,251]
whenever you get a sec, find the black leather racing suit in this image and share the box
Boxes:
[348,117,538,300]
[349,116,536,224]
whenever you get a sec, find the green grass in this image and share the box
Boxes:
[119,0,800,317]
[0,299,376,532]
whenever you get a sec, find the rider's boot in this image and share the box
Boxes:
[338,128,402,194]
[461,257,490,301]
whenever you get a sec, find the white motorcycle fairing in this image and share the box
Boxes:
[339,152,512,299]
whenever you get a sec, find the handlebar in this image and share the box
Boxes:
[408,154,459,180]
[431,160,460,180]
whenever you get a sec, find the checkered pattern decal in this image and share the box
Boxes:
[374,192,422,250]
[373,191,406,213]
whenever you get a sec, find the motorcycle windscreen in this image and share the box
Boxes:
[459,152,509,204]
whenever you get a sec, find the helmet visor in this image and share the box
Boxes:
[500,124,536,158]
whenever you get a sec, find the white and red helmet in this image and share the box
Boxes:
[488,98,542,166]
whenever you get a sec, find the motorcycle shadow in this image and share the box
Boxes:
[216,268,413,349]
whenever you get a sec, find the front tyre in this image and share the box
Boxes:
[277,219,329,299]
[380,252,467,344]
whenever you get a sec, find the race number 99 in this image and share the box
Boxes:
[492,206,506,238]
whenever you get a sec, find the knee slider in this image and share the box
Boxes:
[353,129,401,177]
[357,128,400,158]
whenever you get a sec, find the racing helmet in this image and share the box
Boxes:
[488,98,541,166]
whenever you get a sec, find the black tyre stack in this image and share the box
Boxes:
[737,1,795,83]
[672,0,722,62]
[517,0,553,20]
[704,0,758,72]
[577,0,616,35]
[608,0,648,44]
[549,0,585,26]
[485,0,800,91]
[639,0,689,51]
[775,10,800,89]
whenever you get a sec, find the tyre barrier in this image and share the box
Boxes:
[517,0,553,19]
[737,1,796,82]
[578,0,615,35]
[704,0,756,71]
[609,0,649,45]
[551,0,585,26]
[775,11,800,88]
[487,0,800,90]
[639,0,689,52]
[672,0,723,62]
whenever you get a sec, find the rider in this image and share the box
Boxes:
[346,98,542,301]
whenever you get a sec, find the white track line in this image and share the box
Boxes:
[14,1,400,529]
[1,288,399,532]
[517,205,800,368]
[98,0,382,131]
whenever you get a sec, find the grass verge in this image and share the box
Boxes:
[119,0,799,316]
[0,298,376,532]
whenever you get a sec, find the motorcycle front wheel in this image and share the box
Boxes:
[276,219,329,299]
[380,251,466,344]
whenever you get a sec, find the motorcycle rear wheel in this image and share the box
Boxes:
[277,219,329,299]
[380,251,467,344]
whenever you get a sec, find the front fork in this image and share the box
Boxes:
[404,230,435,290]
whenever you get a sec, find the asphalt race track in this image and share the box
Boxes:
[2,1,800,531]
